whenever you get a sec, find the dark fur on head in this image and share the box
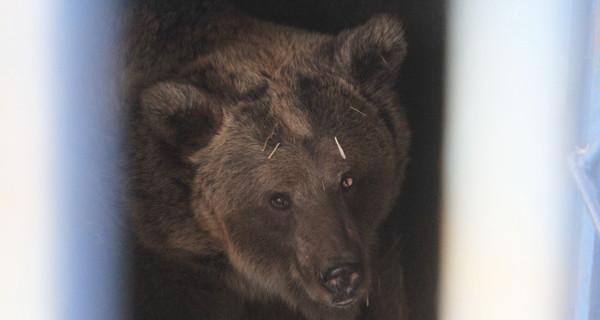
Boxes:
[125,1,409,319]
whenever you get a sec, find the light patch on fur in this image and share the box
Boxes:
[334,136,347,159]
[273,46,295,78]
[268,142,281,159]
[226,244,295,306]
[268,85,313,138]
[278,110,313,138]
[366,294,370,307]
[321,181,326,192]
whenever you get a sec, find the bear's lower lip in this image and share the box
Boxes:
[333,298,355,307]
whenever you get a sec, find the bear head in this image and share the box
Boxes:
[130,13,409,318]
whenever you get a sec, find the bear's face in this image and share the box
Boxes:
[188,71,400,308]
[133,14,408,315]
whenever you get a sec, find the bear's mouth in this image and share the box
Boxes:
[332,296,356,307]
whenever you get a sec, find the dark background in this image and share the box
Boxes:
[231,1,446,319]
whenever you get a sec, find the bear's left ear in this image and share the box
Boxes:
[139,81,223,156]
[325,14,407,93]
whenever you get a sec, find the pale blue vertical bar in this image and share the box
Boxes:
[583,1,600,319]
[54,0,127,319]
[571,1,600,320]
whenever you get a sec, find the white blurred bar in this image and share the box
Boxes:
[0,2,58,320]
[441,1,583,320]
[1,1,125,319]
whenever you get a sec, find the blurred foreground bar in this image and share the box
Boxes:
[0,2,58,319]
[0,1,126,319]
[441,1,587,320]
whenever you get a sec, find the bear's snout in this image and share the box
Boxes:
[320,262,363,306]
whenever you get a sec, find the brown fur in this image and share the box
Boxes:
[123,1,410,319]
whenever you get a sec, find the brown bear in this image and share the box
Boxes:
[122,0,410,319]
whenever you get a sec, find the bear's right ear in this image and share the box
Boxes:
[325,14,407,95]
[139,81,223,154]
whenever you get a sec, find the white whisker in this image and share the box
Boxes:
[334,136,347,159]
[267,142,281,159]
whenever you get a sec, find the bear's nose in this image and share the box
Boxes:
[320,263,362,304]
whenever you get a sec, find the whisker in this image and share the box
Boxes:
[350,106,367,116]
[261,123,279,152]
[267,142,281,159]
[334,136,347,159]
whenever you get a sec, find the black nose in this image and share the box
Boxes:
[320,263,362,300]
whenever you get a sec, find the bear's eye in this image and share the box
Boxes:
[270,193,291,210]
[341,176,354,191]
